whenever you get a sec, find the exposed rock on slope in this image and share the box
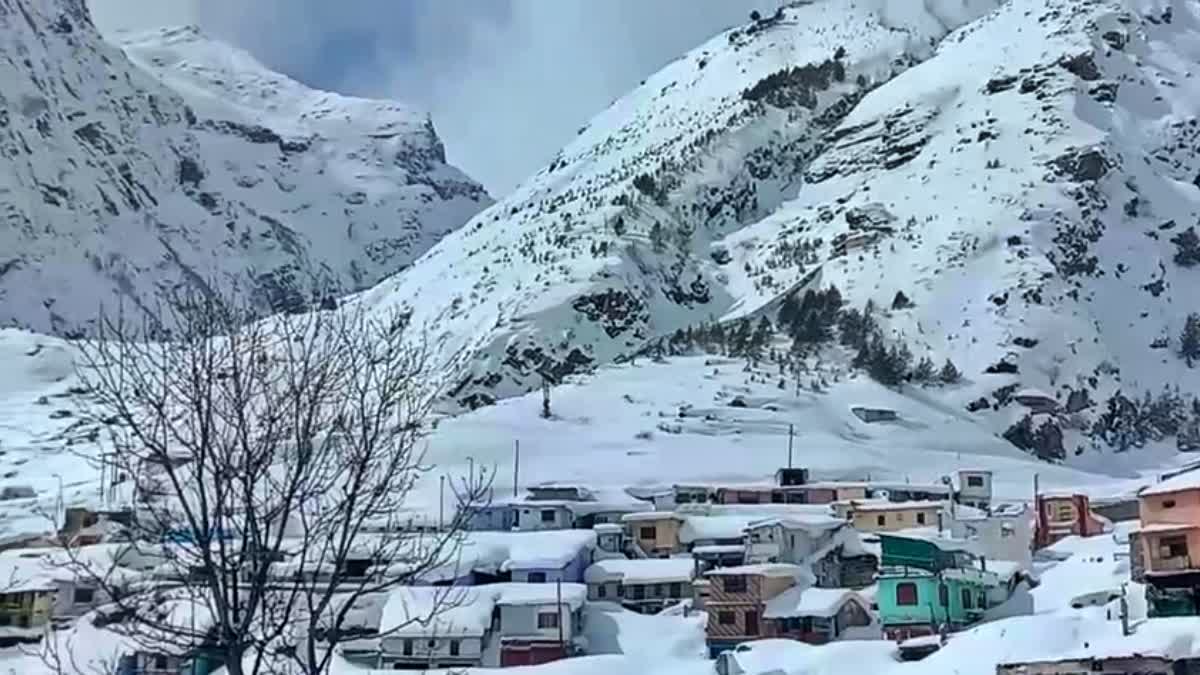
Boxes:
[0,0,489,335]
[361,0,1200,457]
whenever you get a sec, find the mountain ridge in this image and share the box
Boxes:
[0,0,489,335]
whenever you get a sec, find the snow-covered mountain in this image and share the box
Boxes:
[354,0,1200,451]
[0,0,489,335]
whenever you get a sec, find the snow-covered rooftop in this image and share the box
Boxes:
[746,515,847,532]
[679,515,758,543]
[704,563,808,579]
[584,558,695,585]
[1140,468,1200,497]
[622,511,679,523]
[763,586,866,619]
[380,583,586,637]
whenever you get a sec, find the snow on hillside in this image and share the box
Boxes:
[340,0,1200,469]
[355,0,1005,408]
[0,0,489,335]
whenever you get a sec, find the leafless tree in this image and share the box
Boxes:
[46,289,490,675]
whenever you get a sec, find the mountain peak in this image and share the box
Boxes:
[0,0,490,335]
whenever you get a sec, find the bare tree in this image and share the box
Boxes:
[47,289,489,675]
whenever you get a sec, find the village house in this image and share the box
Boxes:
[949,502,1034,569]
[743,516,877,589]
[464,484,642,532]
[955,470,994,511]
[866,481,954,504]
[761,586,879,644]
[1034,492,1108,549]
[995,620,1200,675]
[623,512,685,558]
[875,533,1008,640]
[834,499,946,533]
[593,523,625,559]
[997,653,1194,675]
[584,558,695,613]
[375,584,587,669]
[466,530,597,585]
[701,563,808,657]
[1130,469,1200,616]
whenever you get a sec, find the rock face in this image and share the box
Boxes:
[0,0,489,335]
[353,0,1200,456]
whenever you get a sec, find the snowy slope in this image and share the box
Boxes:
[356,0,1004,408]
[0,0,489,335]
[350,0,1200,462]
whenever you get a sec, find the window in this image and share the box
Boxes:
[541,509,557,523]
[73,587,95,605]
[597,584,607,599]
[403,639,413,656]
[631,584,645,600]
[616,584,625,598]
[938,583,949,607]
[538,612,559,629]
[427,639,437,649]
[979,592,988,609]
[1053,502,1075,522]
[1159,535,1189,559]
[916,512,926,525]
[966,476,984,488]
[526,572,547,583]
[876,515,886,527]
[669,583,682,598]
[1164,499,1177,509]
[449,640,460,656]
[723,576,746,593]
[640,526,657,540]
[961,588,973,610]
[653,584,665,598]
[895,583,918,606]
[718,611,736,626]
[154,655,169,669]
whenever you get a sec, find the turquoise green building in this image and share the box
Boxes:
[875,533,1002,640]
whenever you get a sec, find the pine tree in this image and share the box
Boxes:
[612,216,627,237]
[939,358,962,384]
[778,294,800,331]
[1181,313,1200,367]
[676,223,694,250]
[911,356,936,383]
[649,221,667,253]
[838,308,866,349]
[891,290,914,310]
[751,317,773,356]
[1096,391,1144,451]
[1003,415,1036,451]
[1033,419,1065,461]
[1172,226,1200,267]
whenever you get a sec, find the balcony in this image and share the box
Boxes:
[1148,555,1195,574]
[746,542,780,562]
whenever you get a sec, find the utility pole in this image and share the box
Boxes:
[541,374,552,419]
[556,579,565,655]
[439,476,445,530]
[513,440,520,498]
[787,424,795,469]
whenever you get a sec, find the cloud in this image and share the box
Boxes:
[87,0,772,195]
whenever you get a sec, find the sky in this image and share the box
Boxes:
[87,0,776,197]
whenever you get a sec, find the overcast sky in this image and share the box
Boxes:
[88,0,770,196]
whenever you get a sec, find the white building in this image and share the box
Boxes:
[948,502,1033,568]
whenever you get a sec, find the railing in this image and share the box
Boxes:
[1149,555,1194,572]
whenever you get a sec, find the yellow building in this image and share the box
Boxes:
[622,512,684,557]
[835,500,945,533]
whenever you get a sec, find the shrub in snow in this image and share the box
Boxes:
[1171,226,1200,267]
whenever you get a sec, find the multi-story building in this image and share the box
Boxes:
[1131,470,1200,616]
[875,533,1005,640]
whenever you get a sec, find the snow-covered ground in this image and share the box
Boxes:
[0,327,1187,539]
